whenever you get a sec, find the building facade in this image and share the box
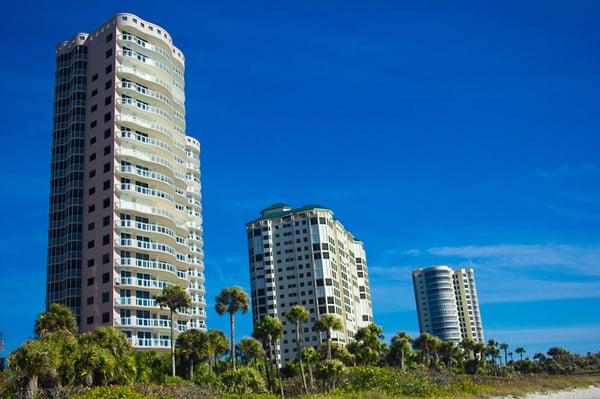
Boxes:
[46,13,206,349]
[246,203,373,365]
[412,266,484,343]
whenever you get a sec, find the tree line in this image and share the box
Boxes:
[1,285,599,399]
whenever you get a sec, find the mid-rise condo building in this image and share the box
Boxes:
[246,203,374,365]
[412,266,484,343]
[46,13,206,349]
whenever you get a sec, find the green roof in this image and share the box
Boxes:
[246,203,330,225]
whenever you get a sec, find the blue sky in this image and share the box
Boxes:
[1,0,599,357]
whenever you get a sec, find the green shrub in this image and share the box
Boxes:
[135,382,216,399]
[163,375,186,385]
[72,386,149,399]
[220,367,266,394]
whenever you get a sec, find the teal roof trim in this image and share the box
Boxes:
[246,204,330,225]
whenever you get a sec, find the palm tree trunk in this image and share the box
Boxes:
[170,309,176,377]
[504,349,508,366]
[230,313,236,369]
[296,321,308,394]
[190,359,194,380]
[276,347,285,398]
[326,329,332,361]
[400,347,405,370]
[307,362,314,388]
[265,340,274,393]
[25,375,37,399]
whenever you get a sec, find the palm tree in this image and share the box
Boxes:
[388,332,412,370]
[301,347,318,389]
[460,338,476,360]
[509,351,514,362]
[176,329,210,380]
[8,339,59,399]
[314,314,343,361]
[285,305,309,393]
[156,285,192,377]
[254,315,284,397]
[236,337,264,368]
[207,329,229,369]
[439,341,459,369]
[34,303,78,337]
[500,343,509,366]
[474,341,487,361]
[515,347,526,360]
[215,286,249,370]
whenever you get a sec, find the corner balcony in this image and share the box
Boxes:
[116,64,172,94]
[117,130,174,158]
[117,96,173,125]
[116,238,187,265]
[118,219,187,250]
[116,110,174,140]
[118,80,173,108]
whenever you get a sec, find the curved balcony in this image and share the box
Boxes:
[118,166,186,201]
[118,80,173,108]
[117,317,189,332]
[118,276,173,291]
[117,238,187,265]
[118,219,187,249]
[117,49,173,87]
[116,146,184,183]
[119,182,176,206]
[117,130,173,160]
[117,64,172,95]
[114,199,187,234]
[116,109,173,141]
[115,257,187,282]
[117,96,173,126]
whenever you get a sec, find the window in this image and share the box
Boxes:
[91,88,98,97]
[86,316,93,325]
[105,64,112,74]
[103,180,110,190]
[92,73,98,81]
[105,80,112,89]
[105,49,113,58]
[87,258,95,267]
[102,292,109,303]
[87,277,94,286]
[102,234,110,245]
[102,253,110,264]
[88,204,95,213]
[87,240,95,249]
[102,312,109,323]
[89,170,96,178]
[87,222,95,231]
[102,272,110,283]
[103,198,110,208]
[106,33,113,42]
[104,128,111,138]
[103,162,110,172]
[90,136,97,145]
[89,153,96,161]
[103,145,111,155]
[91,104,97,112]
[86,296,94,305]
[102,216,110,227]
[103,112,111,122]
[104,96,111,105]
[90,120,97,128]
[88,187,95,195]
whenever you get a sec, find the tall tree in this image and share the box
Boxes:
[314,315,343,361]
[8,339,59,399]
[207,329,229,368]
[156,285,192,377]
[176,329,210,380]
[301,347,318,389]
[236,337,265,368]
[215,286,249,370]
[34,303,77,337]
[515,347,526,360]
[500,343,509,366]
[285,305,309,393]
[387,332,412,370]
[254,315,284,397]
[460,338,476,360]
[348,324,387,366]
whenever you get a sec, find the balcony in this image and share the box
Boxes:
[118,276,172,290]
[117,96,173,124]
[116,257,187,281]
[116,65,172,93]
[130,338,171,349]
[117,238,186,263]
[119,219,187,248]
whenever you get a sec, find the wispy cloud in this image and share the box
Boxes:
[533,163,600,179]
[425,243,600,276]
